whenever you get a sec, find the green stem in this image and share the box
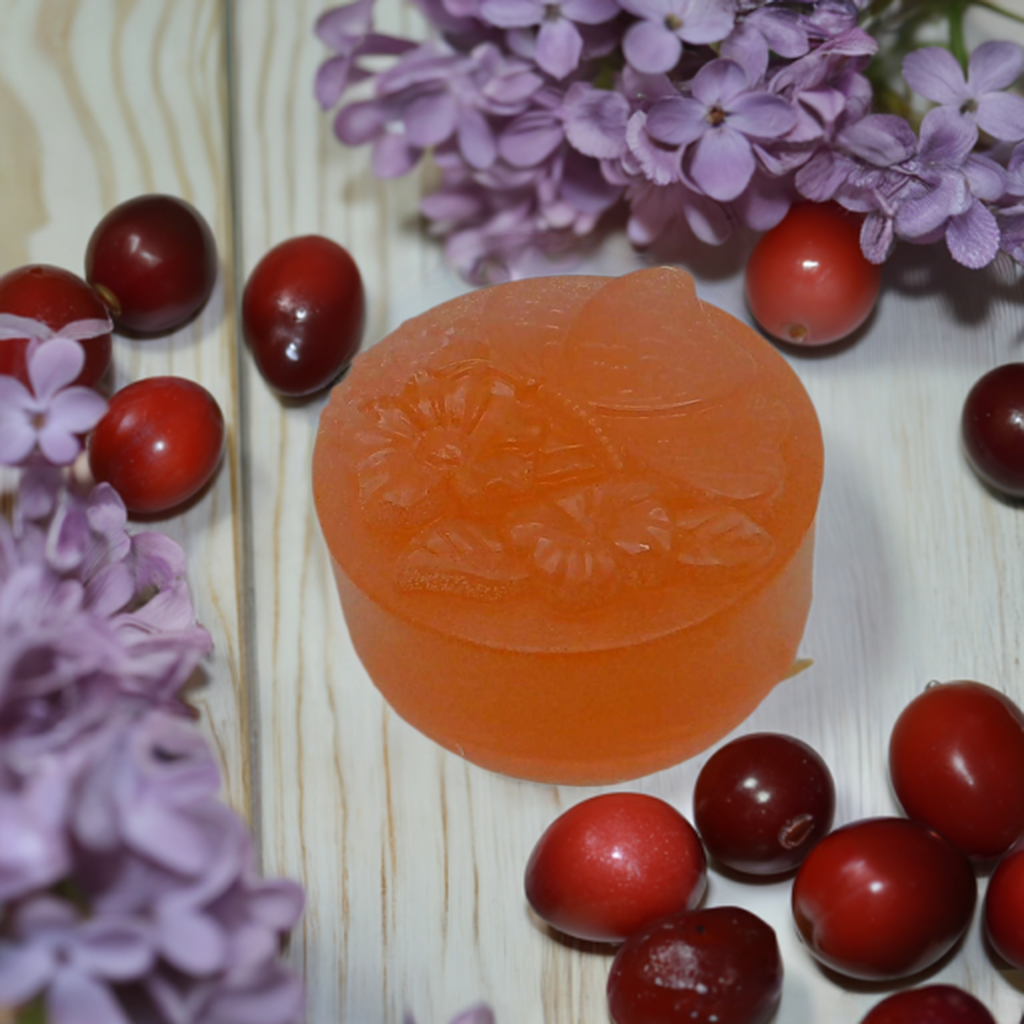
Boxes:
[948,0,969,70]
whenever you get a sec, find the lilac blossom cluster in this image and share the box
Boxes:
[0,321,305,1024]
[314,0,1024,282]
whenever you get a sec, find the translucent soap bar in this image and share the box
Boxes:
[313,268,823,784]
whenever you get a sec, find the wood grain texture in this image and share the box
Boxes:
[5,1,1024,1022]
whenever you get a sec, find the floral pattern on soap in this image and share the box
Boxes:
[353,359,780,606]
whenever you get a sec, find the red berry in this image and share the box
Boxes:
[524,793,706,943]
[791,817,976,981]
[241,235,364,398]
[0,264,111,387]
[984,843,1024,970]
[962,363,1024,497]
[607,907,782,1024]
[745,202,881,346]
[889,680,1024,860]
[693,733,835,875]
[85,195,217,334]
[860,985,996,1024]
[89,376,225,515]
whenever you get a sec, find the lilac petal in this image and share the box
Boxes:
[499,111,563,166]
[0,313,55,341]
[75,919,153,980]
[729,92,797,139]
[563,83,629,159]
[946,198,1001,269]
[691,58,749,107]
[420,190,484,221]
[896,175,967,237]
[564,0,619,21]
[0,399,34,464]
[0,942,53,1005]
[681,190,734,244]
[372,134,422,178]
[205,968,305,1024]
[977,92,1024,143]
[0,410,37,465]
[840,114,918,166]
[156,905,226,975]
[535,17,584,79]
[903,47,965,105]
[751,8,808,58]
[86,562,135,617]
[36,423,84,467]
[968,40,1024,94]
[919,105,977,164]
[124,804,216,876]
[645,97,707,147]
[48,970,132,1024]
[482,67,543,109]
[457,108,496,169]
[450,1005,495,1024]
[315,55,358,110]
[54,318,112,342]
[404,91,458,148]
[315,0,374,53]
[623,20,682,75]
[245,878,306,931]
[625,111,683,185]
[479,0,539,27]
[27,338,85,402]
[129,530,186,589]
[964,154,1007,202]
[861,212,894,263]
[333,99,389,146]
[690,127,755,201]
[720,23,768,83]
[48,386,108,433]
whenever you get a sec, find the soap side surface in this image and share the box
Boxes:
[313,268,823,783]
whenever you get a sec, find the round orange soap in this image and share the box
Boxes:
[312,268,823,784]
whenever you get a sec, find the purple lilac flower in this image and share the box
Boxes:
[811,107,1005,267]
[903,42,1024,143]
[722,4,810,83]
[644,58,797,201]
[620,0,735,74]
[332,41,543,175]
[995,142,1024,260]
[0,317,109,467]
[0,896,153,1024]
[478,0,620,79]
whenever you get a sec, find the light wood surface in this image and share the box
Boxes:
[3,2,1024,1022]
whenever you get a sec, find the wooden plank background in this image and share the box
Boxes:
[2,1,1024,1022]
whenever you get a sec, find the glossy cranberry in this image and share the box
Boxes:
[889,680,1024,860]
[89,376,225,515]
[792,817,976,981]
[607,907,782,1024]
[241,235,364,398]
[962,363,1024,497]
[694,732,835,875]
[860,985,996,1024]
[984,843,1024,970]
[85,195,217,334]
[524,793,706,943]
[745,202,881,346]
[0,264,111,387]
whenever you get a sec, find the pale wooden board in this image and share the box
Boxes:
[6,1,1024,1023]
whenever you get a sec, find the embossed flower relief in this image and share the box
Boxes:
[353,364,776,606]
